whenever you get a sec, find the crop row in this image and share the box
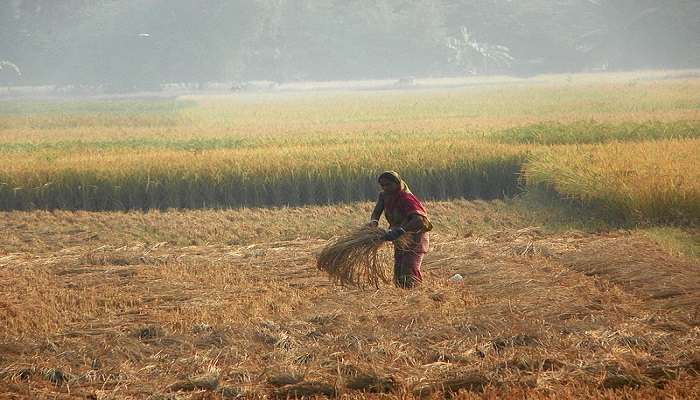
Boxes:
[524,139,700,224]
[2,137,697,225]
[2,120,699,154]
[0,142,528,211]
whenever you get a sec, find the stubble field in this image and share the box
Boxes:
[0,72,699,399]
[1,202,698,399]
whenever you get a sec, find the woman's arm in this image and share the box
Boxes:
[401,213,426,233]
[385,213,427,241]
[369,193,384,226]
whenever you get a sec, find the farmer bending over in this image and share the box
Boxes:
[369,171,433,288]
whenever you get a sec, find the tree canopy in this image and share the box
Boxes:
[2,0,699,89]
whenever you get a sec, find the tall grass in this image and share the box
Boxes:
[524,139,700,224]
[0,142,528,210]
[491,120,700,145]
[1,77,698,218]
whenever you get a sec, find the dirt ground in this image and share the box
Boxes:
[0,200,698,399]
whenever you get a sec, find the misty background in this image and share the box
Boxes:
[2,0,700,92]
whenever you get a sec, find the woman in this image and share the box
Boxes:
[369,171,433,288]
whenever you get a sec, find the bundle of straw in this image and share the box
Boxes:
[316,226,410,288]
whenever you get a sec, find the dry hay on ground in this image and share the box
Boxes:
[316,226,410,287]
[560,235,700,313]
[1,215,699,399]
[345,372,396,393]
[272,381,336,398]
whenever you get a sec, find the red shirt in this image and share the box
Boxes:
[382,191,429,253]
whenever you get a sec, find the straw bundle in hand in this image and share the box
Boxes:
[316,226,394,288]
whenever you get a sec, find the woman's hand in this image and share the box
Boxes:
[383,227,406,241]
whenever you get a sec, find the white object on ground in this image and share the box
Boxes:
[449,273,464,282]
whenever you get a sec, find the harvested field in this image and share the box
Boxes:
[560,235,700,313]
[0,201,698,399]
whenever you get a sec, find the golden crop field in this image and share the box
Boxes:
[524,139,700,224]
[1,72,699,399]
[1,76,700,224]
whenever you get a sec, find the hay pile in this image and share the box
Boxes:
[317,226,406,288]
[559,236,700,310]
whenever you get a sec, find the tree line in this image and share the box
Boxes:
[2,0,699,90]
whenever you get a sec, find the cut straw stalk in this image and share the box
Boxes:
[317,226,410,288]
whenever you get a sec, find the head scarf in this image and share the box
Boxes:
[378,170,432,237]
[378,170,412,194]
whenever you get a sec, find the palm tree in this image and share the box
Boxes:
[446,27,513,75]
[0,60,22,90]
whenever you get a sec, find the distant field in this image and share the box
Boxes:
[1,73,699,224]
